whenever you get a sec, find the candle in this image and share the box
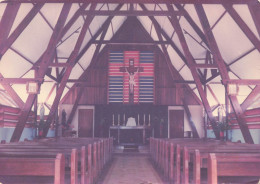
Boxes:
[124,113,126,122]
[149,114,150,122]
[144,114,145,125]
[138,114,139,125]
[113,114,114,125]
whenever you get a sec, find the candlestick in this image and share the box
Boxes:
[112,114,115,126]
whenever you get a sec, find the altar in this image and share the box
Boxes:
[109,126,151,145]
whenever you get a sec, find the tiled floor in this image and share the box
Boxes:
[98,154,166,184]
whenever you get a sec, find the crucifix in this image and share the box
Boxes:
[120,58,143,103]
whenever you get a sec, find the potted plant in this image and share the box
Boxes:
[216,120,230,140]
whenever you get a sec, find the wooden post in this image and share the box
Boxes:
[81,146,86,184]
[169,143,174,183]
[71,148,78,184]
[183,147,189,184]
[54,153,65,184]
[175,144,181,184]
[208,153,217,184]
[93,142,97,183]
[193,150,201,184]
[87,144,92,184]
[165,141,169,178]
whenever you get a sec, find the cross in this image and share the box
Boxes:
[120,58,143,75]
[120,58,143,103]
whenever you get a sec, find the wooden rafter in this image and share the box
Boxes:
[165,4,219,137]
[183,100,199,138]
[60,4,124,104]
[248,2,260,38]
[0,3,43,58]
[66,86,84,125]
[42,3,97,137]
[139,3,202,105]
[10,4,72,142]
[223,4,260,52]
[195,4,254,143]
[1,0,255,4]
[0,73,24,108]
[83,9,182,16]
[0,3,20,52]
[241,86,260,112]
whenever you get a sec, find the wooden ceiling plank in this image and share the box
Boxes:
[195,4,254,143]
[10,3,72,142]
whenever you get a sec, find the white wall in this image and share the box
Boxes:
[59,105,95,137]
[168,105,204,138]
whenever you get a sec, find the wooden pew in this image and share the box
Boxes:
[208,153,260,184]
[150,138,260,184]
[0,137,111,184]
[0,153,65,184]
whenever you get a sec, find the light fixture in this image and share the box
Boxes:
[227,84,239,96]
[26,82,39,94]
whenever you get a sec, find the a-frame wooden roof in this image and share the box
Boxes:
[0,1,259,143]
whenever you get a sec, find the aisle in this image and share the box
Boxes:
[98,154,165,184]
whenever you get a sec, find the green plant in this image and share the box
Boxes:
[216,121,230,132]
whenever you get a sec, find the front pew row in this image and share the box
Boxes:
[0,137,113,184]
[150,138,260,184]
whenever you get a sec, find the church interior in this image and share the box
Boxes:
[0,0,260,183]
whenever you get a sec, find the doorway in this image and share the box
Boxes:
[169,110,184,138]
[78,109,94,137]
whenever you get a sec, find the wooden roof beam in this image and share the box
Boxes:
[241,86,260,112]
[0,73,24,108]
[248,2,260,38]
[0,3,43,58]
[1,0,254,4]
[195,4,254,143]
[10,3,72,142]
[42,3,97,137]
[0,3,20,54]
[166,4,219,137]
[223,4,260,52]
[140,3,202,105]
[222,79,260,85]
[0,78,43,84]
[60,4,124,104]
[83,9,182,16]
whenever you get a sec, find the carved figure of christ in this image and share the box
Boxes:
[120,58,143,94]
